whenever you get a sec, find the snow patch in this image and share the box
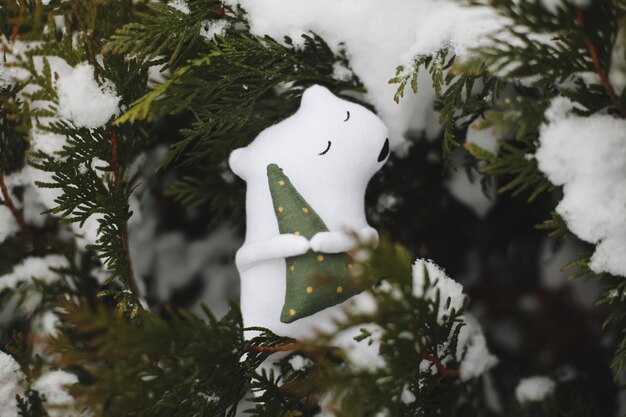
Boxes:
[412,259,466,323]
[0,351,25,417]
[0,255,69,291]
[456,314,498,381]
[168,0,190,14]
[536,97,626,276]
[57,63,120,128]
[200,20,230,40]
[515,376,556,403]
[33,370,78,417]
[0,206,19,244]
[288,355,313,371]
[331,324,385,371]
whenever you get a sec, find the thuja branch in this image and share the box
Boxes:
[575,6,626,118]
[110,127,139,296]
[420,349,461,382]
[249,342,301,353]
[0,173,27,232]
[70,0,99,82]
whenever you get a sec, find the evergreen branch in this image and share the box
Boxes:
[70,0,99,82]
[535,211,569,238]
[575,6,626,117]
[0,172,27,232]
[419,349,461,382]
[249,342,301,353]
[110,127,139,296]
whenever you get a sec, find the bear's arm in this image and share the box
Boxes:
[235,234,310,271]
[309,227,379,253]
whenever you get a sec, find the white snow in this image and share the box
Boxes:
[0,206,19,244]
[168,0,190,14]
[224,0,506,151]
[0,255,69,291]
[331,324,386,371]
[536,97,626,277]
[200,20,230,41]
[33,370,79,417]
[456,314,498,381]
[412,259,466,323]
[412,260,497,379]
[515,376,556,403]
[57,63,120,128]
[400,385,416,404]
[0,351,25,417]
[288,355,313,371]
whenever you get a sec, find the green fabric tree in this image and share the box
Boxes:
[266,163,369,323]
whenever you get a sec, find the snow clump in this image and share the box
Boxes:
[33,370,79,417]
[456,314,498,381]
[167,0,190,14]
[0,351,26,417]
[200,20,230,40]
[515,376,556,403]
[412,259,466,324]
[0,205,19,244]
[57,63,121,128]
[0,255,69,291]
[535,97,626,277]
[413,259,497,380]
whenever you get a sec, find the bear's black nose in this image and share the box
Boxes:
[377,138,390,162]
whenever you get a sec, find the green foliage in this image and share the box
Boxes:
[51,302,249,417]
[535,211,569,239]
[246,241,477,417]
[49,239,485,417]
[0,83,29,174]
[2,0,626,416]
[390,48,500,166]
[104,0,236,69]
[16,389,48,417]
[465,139,553,202]
[109,13,361,214]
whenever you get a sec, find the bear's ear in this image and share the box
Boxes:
[229,148,247,180]
[300,85,335,109]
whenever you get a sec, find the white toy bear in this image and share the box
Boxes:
[229,85,389,341]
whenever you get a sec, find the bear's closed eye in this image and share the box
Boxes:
[319,140,332,155]
[344,111,350,122]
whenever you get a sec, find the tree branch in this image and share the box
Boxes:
[111,127,139,296]
[0,173,28,233]
[575,7,626,118]
[70,0,99,82]
[420,349,461,382]
[249,342,301,353]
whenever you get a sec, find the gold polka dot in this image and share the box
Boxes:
[277,206,284,213]
[347,263,353,269]
[294,231,301,236]
[317,255,324,262]
[336,286,343,293]
[302,207,309,213]
[306,286,313,294]
[289,308,296,316]
[278,180,285,186]
[290,265,295,272]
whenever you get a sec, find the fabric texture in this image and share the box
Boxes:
[267,164,366,323]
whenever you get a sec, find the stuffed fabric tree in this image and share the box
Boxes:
[267,163,365,323]
[229,85,389,340]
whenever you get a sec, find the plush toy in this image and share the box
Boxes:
[229,85,389,340]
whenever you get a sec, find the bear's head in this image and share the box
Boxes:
[229,85,389,195]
